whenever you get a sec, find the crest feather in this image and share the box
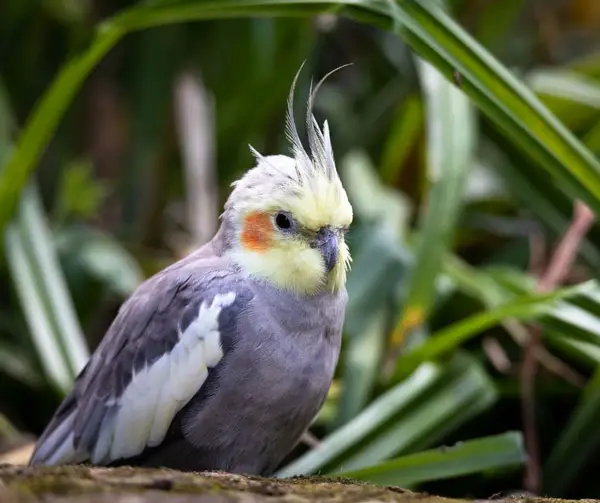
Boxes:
[285,61,352,181]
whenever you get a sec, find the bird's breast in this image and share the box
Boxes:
[178,287,345,473]
[181,321,340,472]
[241,326,338,417]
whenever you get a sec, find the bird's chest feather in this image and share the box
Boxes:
[240,292,342,417]
[250,330,337,416]
[181,292,342,447]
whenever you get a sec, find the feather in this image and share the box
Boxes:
[282,61,353,183]
[29,264,253,467]
[248,144,264,161]
[285,61,309,182]
[304,63,353,179]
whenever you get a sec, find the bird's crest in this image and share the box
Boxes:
[248,61,350,186]
[283,61,351,184]
[239,61,353,232]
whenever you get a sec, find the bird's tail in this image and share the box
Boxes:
[29,396,86,466]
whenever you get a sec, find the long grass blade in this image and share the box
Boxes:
[335,432,525,487]
[277,355,496,477]
[393,281,595,380]
[4,185,89,390]
[18,186,89,376]
[334,355,496,473]
[4,225,72,394]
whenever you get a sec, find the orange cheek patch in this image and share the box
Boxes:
[241,211,273,252]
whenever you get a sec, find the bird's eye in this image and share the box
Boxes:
[275,212,292,230]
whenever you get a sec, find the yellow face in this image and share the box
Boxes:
[228,171,353,296]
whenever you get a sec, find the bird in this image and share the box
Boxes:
[29,63,353,476]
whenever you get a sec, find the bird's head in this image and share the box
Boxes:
[221,65,353,296]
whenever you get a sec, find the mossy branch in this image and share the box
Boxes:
[0,465,579,503]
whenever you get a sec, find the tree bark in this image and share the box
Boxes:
[0,465,576,503]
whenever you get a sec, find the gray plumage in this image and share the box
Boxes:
[29,63,352,475]
[30,230,345,474]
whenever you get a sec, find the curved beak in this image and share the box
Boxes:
[314,227,338,273]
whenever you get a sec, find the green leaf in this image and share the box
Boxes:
[481,267,600,351]
[542,300,600,347]
[277,355,497,477]
[1,88,88,393]
[527,67,600,130]
[18,187,89,374]
[393,281,596,380]
[5,224,72,394]
[544,332,600,368]
[444,255,600,367]
[544,366,600,495]
[466,268,600,493]
[380,0,600,216]
[4,186,89,392]
[335,432,525,487]
[442,253,510,307]
[334,354,496,473]
[391,55,476,347]
[379,93,423,184]
[276,363,444,477]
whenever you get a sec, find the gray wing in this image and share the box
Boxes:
[29,256,254,466]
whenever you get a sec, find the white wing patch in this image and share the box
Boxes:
[89,292,237,464]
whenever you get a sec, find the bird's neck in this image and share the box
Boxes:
[209,222,235,256]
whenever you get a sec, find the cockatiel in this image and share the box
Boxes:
[29,64,353,475]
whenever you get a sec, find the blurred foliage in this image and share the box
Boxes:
[3,0,600,499]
